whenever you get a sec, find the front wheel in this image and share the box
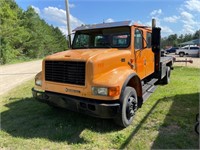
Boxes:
[179,52,184,57]
[114,87,138,127]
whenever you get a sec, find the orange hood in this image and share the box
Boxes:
[45,49,119,61]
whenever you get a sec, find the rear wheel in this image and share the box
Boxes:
[179,52,184,57]
[162,66,171,84]
[114,87,138,127]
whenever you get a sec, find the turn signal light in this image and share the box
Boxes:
[108,86,120,97]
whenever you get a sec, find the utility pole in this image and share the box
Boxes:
[65,0,72,48]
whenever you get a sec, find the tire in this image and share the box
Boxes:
[162,66,171,84]
[114,87,138,127]
[179,52,184,57]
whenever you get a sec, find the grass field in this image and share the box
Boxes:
[0,67,199,150]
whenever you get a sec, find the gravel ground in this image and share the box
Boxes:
[0,60,42,95]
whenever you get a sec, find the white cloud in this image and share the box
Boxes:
[144,21,151,27]
[136,20,143,25]
[69,3,75,8]
[104,18,114,23]
[43,7,66,24]
[150,9,162,16]
[185,0,200,12]
[180,11,199,34]
[58,26,69,38]
[181,11,194,21]
[183,24,195,33]
[161,26,173,34]
[43,6,83,35]
[179,0,200,34]
[140,18,173,36]
[181,12,196,25]
[31,5,40,14]
[154,18,173,35]
[144,1,200,36]
[163,16,180,23]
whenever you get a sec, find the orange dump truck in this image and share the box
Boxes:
[32,20,173,127]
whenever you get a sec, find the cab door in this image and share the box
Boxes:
[145,32,155,76]
[134,28,146,79]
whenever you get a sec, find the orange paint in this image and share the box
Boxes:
[34,25,155,101]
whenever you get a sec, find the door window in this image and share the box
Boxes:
[146,32,152,48]
[134,29,143,50]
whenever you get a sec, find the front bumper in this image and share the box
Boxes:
[32,88,120,119]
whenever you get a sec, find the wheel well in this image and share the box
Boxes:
[126,76,142,98]
[126,75,143,107]
[167,61,172,68]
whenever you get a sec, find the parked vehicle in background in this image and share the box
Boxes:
[166,47,178,53]
[175,46,200,57]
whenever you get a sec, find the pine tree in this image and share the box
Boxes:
[0,0,68,64]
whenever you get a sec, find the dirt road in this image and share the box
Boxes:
[0,60,42,96]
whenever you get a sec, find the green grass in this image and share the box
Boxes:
[0,67,199,150]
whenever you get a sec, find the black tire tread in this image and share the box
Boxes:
[114,86,137,127]
[162,66,171,84]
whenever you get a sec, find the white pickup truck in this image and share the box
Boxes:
[176,46,200,57]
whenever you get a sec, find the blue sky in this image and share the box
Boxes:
[16,0,200,37]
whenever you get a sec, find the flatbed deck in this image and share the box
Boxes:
[160,56,173,64]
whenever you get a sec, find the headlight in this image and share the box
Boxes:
[92,87,108,96]
[91,86,120,96]
[35,79,42,86]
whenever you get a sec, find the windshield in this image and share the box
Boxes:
[72,27,130,49]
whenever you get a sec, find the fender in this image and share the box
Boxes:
[92,67,142,102]
[120,73,143,107]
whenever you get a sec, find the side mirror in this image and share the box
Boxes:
[152,27,161,53]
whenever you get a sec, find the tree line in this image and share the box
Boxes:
[1,0,199,65]
[0,0,68,64]
[161,30,200,49]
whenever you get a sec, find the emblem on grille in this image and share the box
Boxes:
[65,88,80,93]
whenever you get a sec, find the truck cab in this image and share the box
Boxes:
[32,20,173,127]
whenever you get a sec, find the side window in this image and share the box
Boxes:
[134,29,143,50]
[190,47,199,50]
[147,32,152,48]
